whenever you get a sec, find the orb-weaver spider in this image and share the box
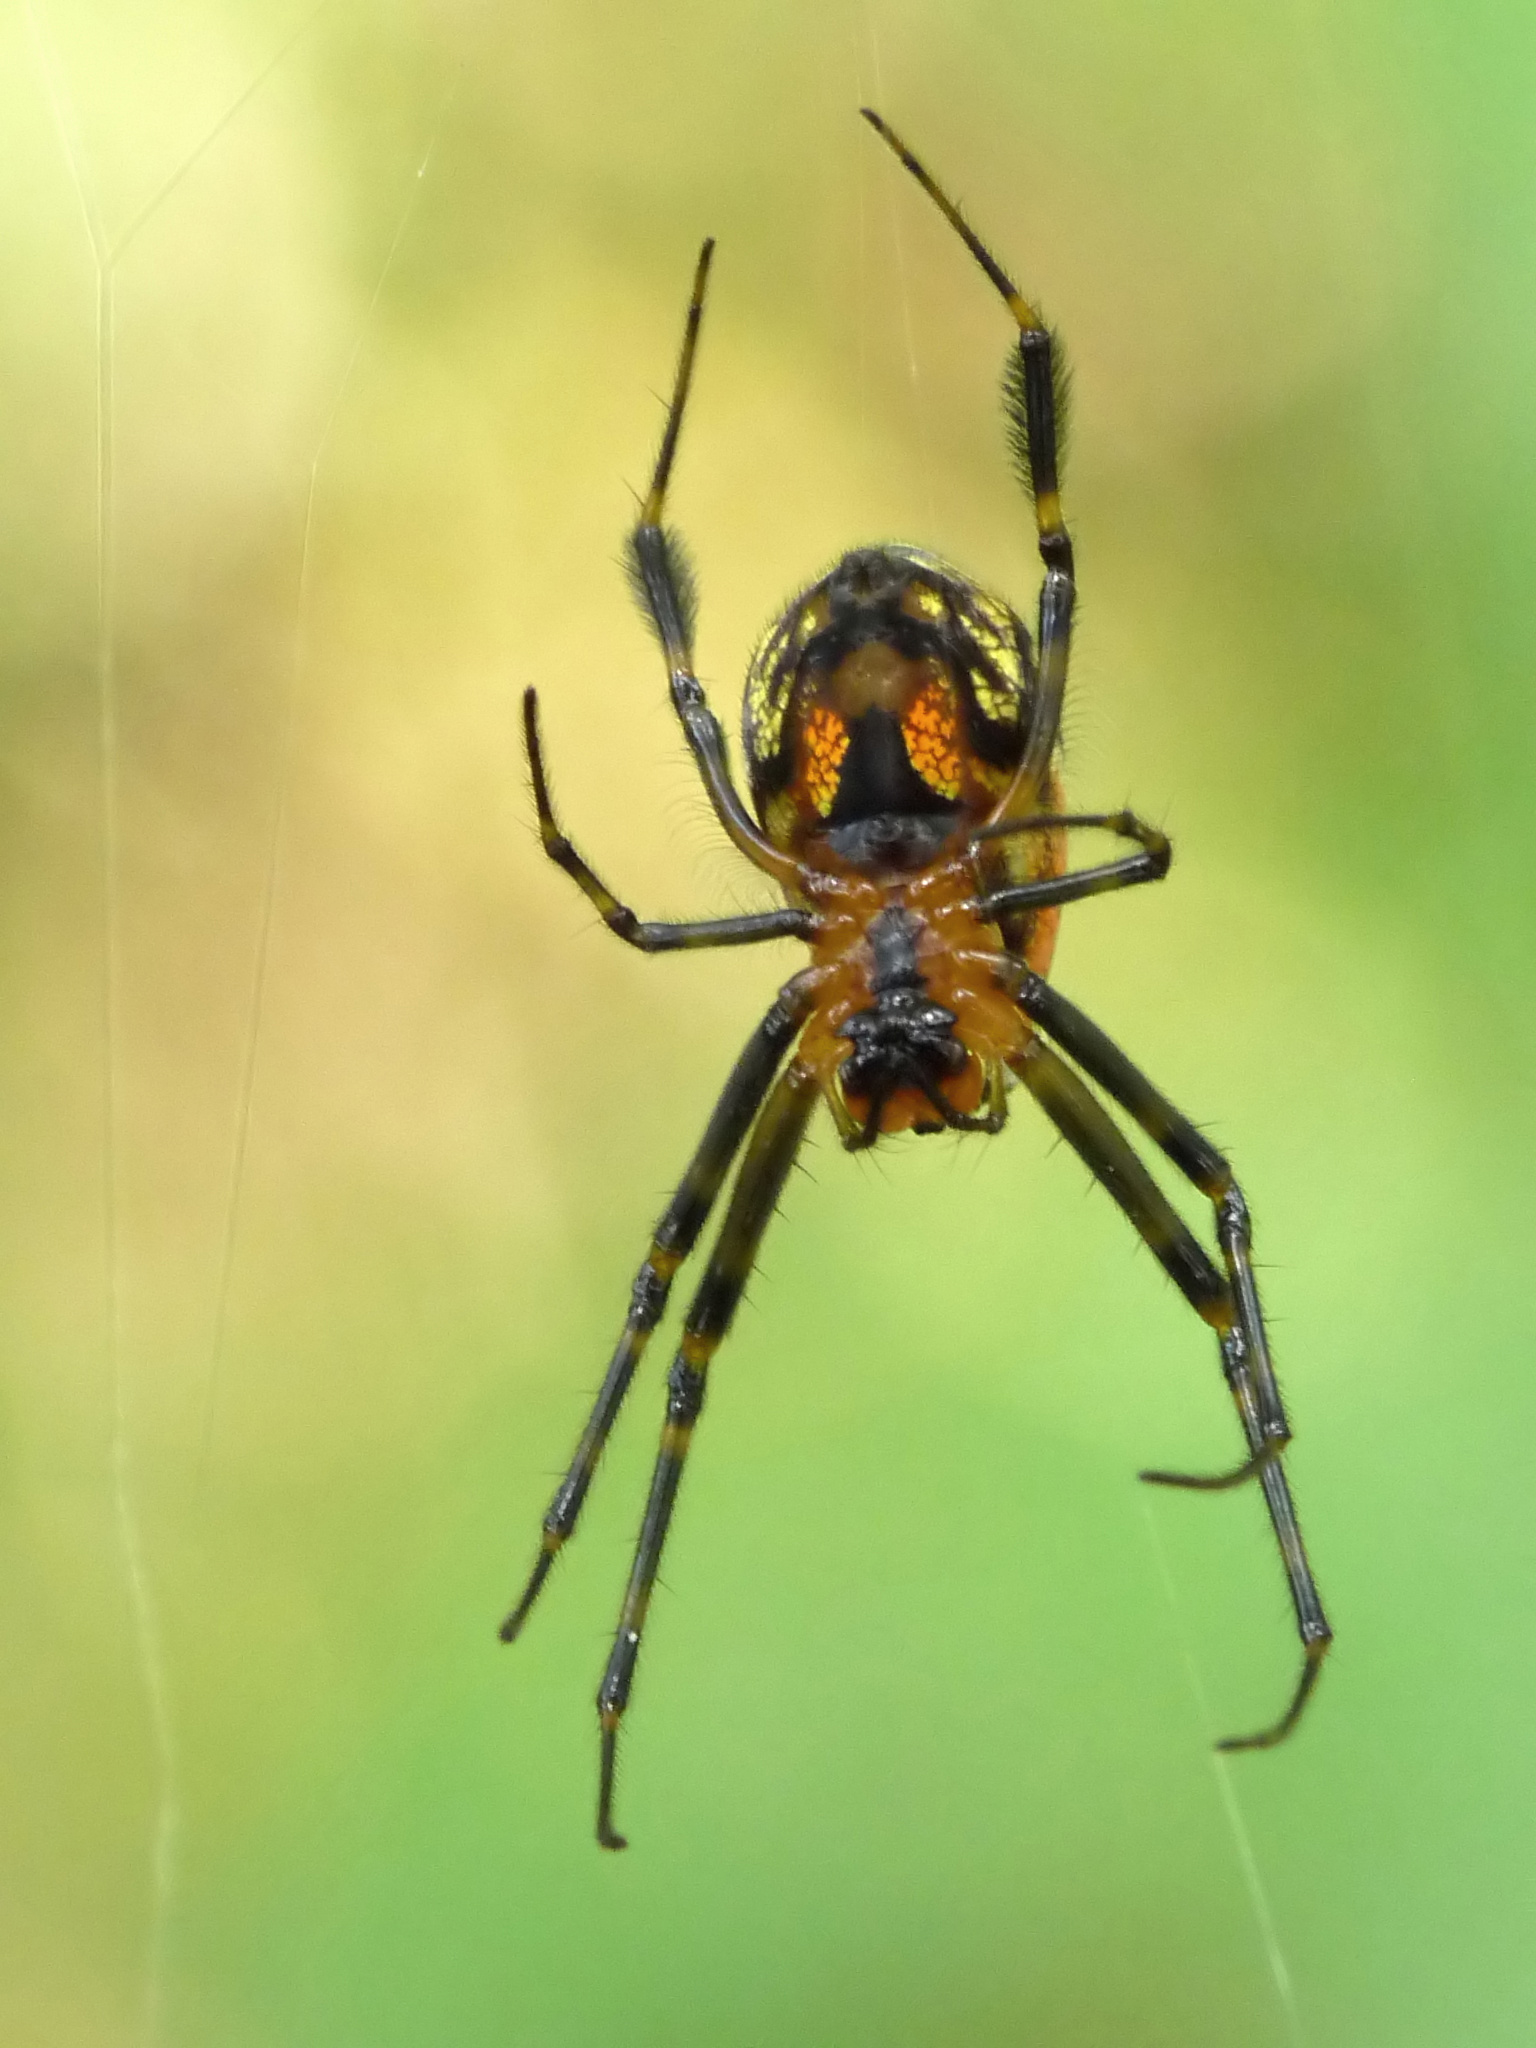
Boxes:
[503,109,1331,1851]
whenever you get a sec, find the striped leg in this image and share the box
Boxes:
[624,241,803,891]
[1014,970,1292,1484]
[523,688,812,952]
[968,810,1170,921]
[860,107,1073,804]
[1012,1037,1330,1749]
[595,1059,819,1850]
[499,979,817,1642]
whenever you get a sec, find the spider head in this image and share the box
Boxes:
[743,545,1038,870]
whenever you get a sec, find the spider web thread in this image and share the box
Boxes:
[25,5,453,2038]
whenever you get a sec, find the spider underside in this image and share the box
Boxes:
[503,110,1331,1851]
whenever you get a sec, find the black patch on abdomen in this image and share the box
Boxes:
[826,708,960,828]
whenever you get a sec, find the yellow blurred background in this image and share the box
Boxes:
[2,0,1533,2042]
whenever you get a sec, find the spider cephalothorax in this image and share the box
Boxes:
[504,109,1331,1851]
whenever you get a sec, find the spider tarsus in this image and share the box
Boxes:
[498,1548,557,1642]
[522,688,555,816]
[1137,1438,1285,1492]
[1215,1727,1283,1754]
[1214,1640,1329,1752]
[597,1725,628,1850]
[521,687,544,755]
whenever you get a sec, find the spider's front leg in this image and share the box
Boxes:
[860,107,1073,805]
[621,240,806,897]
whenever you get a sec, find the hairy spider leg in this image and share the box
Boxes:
[521,689,813,952]
[861,109,1072,819]
[1010,1034,1329,1748]
[596,1059,820,1849]
[1014,971,1288,1483]
[1014,1037,1231,1322]
[966,809,1171,920]
[1009,969,1331,1744]
[499,976,819,1643]
[624,241,804,890]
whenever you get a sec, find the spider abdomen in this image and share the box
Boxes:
[743,547,1044,862]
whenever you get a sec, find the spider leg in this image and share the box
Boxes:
[623,242,805,891]
[595,1059,819,1850]
[857,1083,888,1148]
[499,975,818,1642]
[969,811,1169,920]
[1011,1036,1330,1749]
[973,809,1165,842]
[1013,971,1292,1484]
[949,1059,1009,1134]
[915,1057,1009,1136]
[860,108,1072,809]
[1013,1037,1232,1323]
[523,690,812,951]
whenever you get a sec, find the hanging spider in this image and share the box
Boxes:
[502,109,1331,1851]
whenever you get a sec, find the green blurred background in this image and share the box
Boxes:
[2,0,1533,2041]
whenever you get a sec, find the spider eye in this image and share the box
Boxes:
[800,704,850,814]
[900,678,963,800]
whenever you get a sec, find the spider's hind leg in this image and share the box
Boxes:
[499,974,817,1642]
[1014,971,1293,1487]
[1010,1032,1330,1751]
[594,1059,820,1849]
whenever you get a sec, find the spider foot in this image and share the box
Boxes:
[597,1720,629,1851]
[1138,1435,1287,1492]
[499,1539,560,1642]
[1215,1634,1330,1751]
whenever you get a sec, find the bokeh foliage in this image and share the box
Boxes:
[2,0,1534,2041]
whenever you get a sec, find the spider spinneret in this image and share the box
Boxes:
[504,108,1331,1852]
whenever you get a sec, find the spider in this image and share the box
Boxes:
[503,109,1331,1851]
